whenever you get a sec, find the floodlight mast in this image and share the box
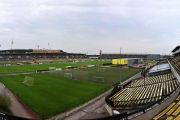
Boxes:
[120,47,121,55]
[119,47,122,84]
[48,42,50,50]
[143,66,146,87]
[11,40,13,50]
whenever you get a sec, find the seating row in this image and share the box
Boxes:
[153,95,180,120]
[109,73,179,107]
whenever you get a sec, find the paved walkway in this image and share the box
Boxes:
[0,82,38,119]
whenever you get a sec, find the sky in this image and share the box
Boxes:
[0,0,179,55]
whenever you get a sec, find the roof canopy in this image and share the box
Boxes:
[172,45,180,55]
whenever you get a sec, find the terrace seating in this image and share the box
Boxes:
[169,55,180,74]
[128,73,175,88]
[153,94,180,120]
[109,73,179,107]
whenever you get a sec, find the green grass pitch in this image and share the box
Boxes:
[0,60,141,119]
[0,74,109,119]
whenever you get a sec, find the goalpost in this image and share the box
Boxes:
[22,76,34,86]
[92,76,105,83]
[64,73,73,79]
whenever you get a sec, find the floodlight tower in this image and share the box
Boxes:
[120,47,122,56]
[99,49,102,59]
[11,40,13,50]
[48,42,50,50]
[143,66,146,87]
[119,47,122,84]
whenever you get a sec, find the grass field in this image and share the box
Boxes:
[0,60,141,119]
[0,60,110,74]
[0,74,109,119]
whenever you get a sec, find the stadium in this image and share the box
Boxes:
[0,45,178,120]
[0,0,179,120]
[0,48,143,120]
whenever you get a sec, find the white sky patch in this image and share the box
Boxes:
[0,0,179,54]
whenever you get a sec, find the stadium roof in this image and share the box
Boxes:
[172,45,180,55]
[148,63,170,74]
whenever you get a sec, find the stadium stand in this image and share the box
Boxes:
[153,94,180,120]
[151,46,180,120]
[88,53,160,60]
[169,56,180,74]
[172,45,180,55]
[109,73,178,107]
[105,46,180,120]
[0,49,87,60]
[170,45,180,74]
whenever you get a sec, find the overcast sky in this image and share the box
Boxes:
[0,0,179,55]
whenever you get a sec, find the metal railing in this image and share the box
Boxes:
[0,112,32,120]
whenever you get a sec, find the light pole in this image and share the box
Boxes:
[143,66,146,87]
[48,42,50,50]
[119,47,122,84]
[11,40,13,50]
[120,47,121,56]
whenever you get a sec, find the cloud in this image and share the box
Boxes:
[0,0,179,54]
